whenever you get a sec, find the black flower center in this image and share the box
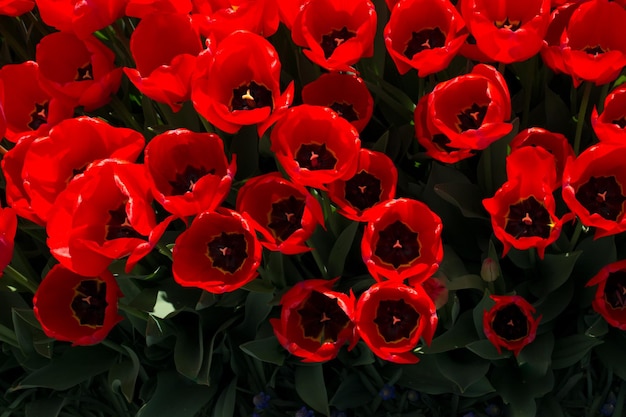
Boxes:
[71,279,108,327]
[491,304,529,341]
[320,26,356,59]
[374,220,420,269]
[584,45,608,56]
[431,133,457,152]
[168,165,215,195]
[230,81,273,111]
[106,204,143,240]
[504,196,553,239]
[612,116,626,129]
[295,143,337,170]
[494,18,521,31]
[298,290,350,342]
[404,27,446,59]
[76,62,94,81]
[267,195,306,241]
[605,270,626,309]
[344,170,382,212]
[456,103,488,132]
[575,176,626,221]
[373,299,420,343]
[207,232,248,273]
[330,102,359,122]
[28,101,48,130]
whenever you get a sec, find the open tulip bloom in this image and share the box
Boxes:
[4,2,626,416]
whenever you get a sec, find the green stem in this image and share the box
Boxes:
[118,303,150,321]
[0,324,20,348]
[109,96,142,131]
[483,144,494,195]
[597,82,611,114]
[574,82,593,155]
[497,61,506,74]
[156,242,173,261]
[4,265,38,293]
[521,58,536,129]
[306,243,329,279]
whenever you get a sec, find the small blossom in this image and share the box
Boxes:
[484,403,501,417]
[601,403,615,417]
[295,406,315,417]
[461,412,476,417]
[480,258,499,282]
[253,392,271,410]
[407,390,420,402]
[379,384,396,400]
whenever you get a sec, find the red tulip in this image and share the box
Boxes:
[192,30,294,135]
[291,0,377,72]
[36,32,122,111]
[125,0,192,18]
[144,129,235,218]
[483,295,541,356]
[361,198,443,283]
[587,259,626,330]
[560,0,626,87]
[0,62,74,141]
[270,105,361,190]
[385,0,467,76]
[0,0,33,16]
[483,147,565,258]
[276,0,308,30]
[460,0,551,63]
[301,72,373,133]
[33,264,124,346]
[425,64,512,151]
[270,279,357,362]
[124,12,203,112]
[191,0,280,40]
[591,84,626,144]
[172,208,262,293]
[509,127,574,188]
[327,149,398,222]
[236,173,324,254]
[540,1,579,76]
[0,207,17,278]
[22,117,145,223]
[46,160,170,276]
[37,0,125,37]
[355,281,437,364]
[562,143,626,238]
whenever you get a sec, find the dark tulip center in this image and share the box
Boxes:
[28,101,49,130]
[584,45,608,56]
[231,81,273,111]
[106,204,142,240]
[431,133,457,152]
[374,220,420,269]
[504,196,552,239]
[491,304,529,341]
[298,290,350,342]
[295,143,337,170]
[605,270,626,309]
[169,165,215,195]
[71,279,108,327]
[466,34,477,45]
[456,103,488,132]
[373,299,420,343]
[76,62,94,81]
[575,176,626,221]
[330,101,359,122]
[207,232,248,273]
[612,116,626,129]
[404,27,446,59]
[320,26,356,59]
[344,170,382,212]
[494,18,521,31]
[268,195,306,241]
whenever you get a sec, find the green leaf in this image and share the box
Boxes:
[447,274,485,291]
[531,251,582,297]
[329,373,372,410]
[173,312,204,380]
[435,352,490,394]
[327,221,359,277]
[425,311,478,353]
[233,292,274,340]
[491,367,537,417]
[295,364,329,416]
[466,339,510,360]
[136,371,216,417]
[397,355,456,395]
[477,118,519,196]
[212,378,237,417]
[534,281,574,323]
[472,291,495,339]
[232,125,259,181]
[108,345,141,402]
[13,345,117,391]
[24,397,65,417]
[434,183,488,220]
[240,336,286,366]
[552,334,603,370]
[517,332,554,377]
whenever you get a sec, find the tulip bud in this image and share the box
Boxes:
[481,258,500,282]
